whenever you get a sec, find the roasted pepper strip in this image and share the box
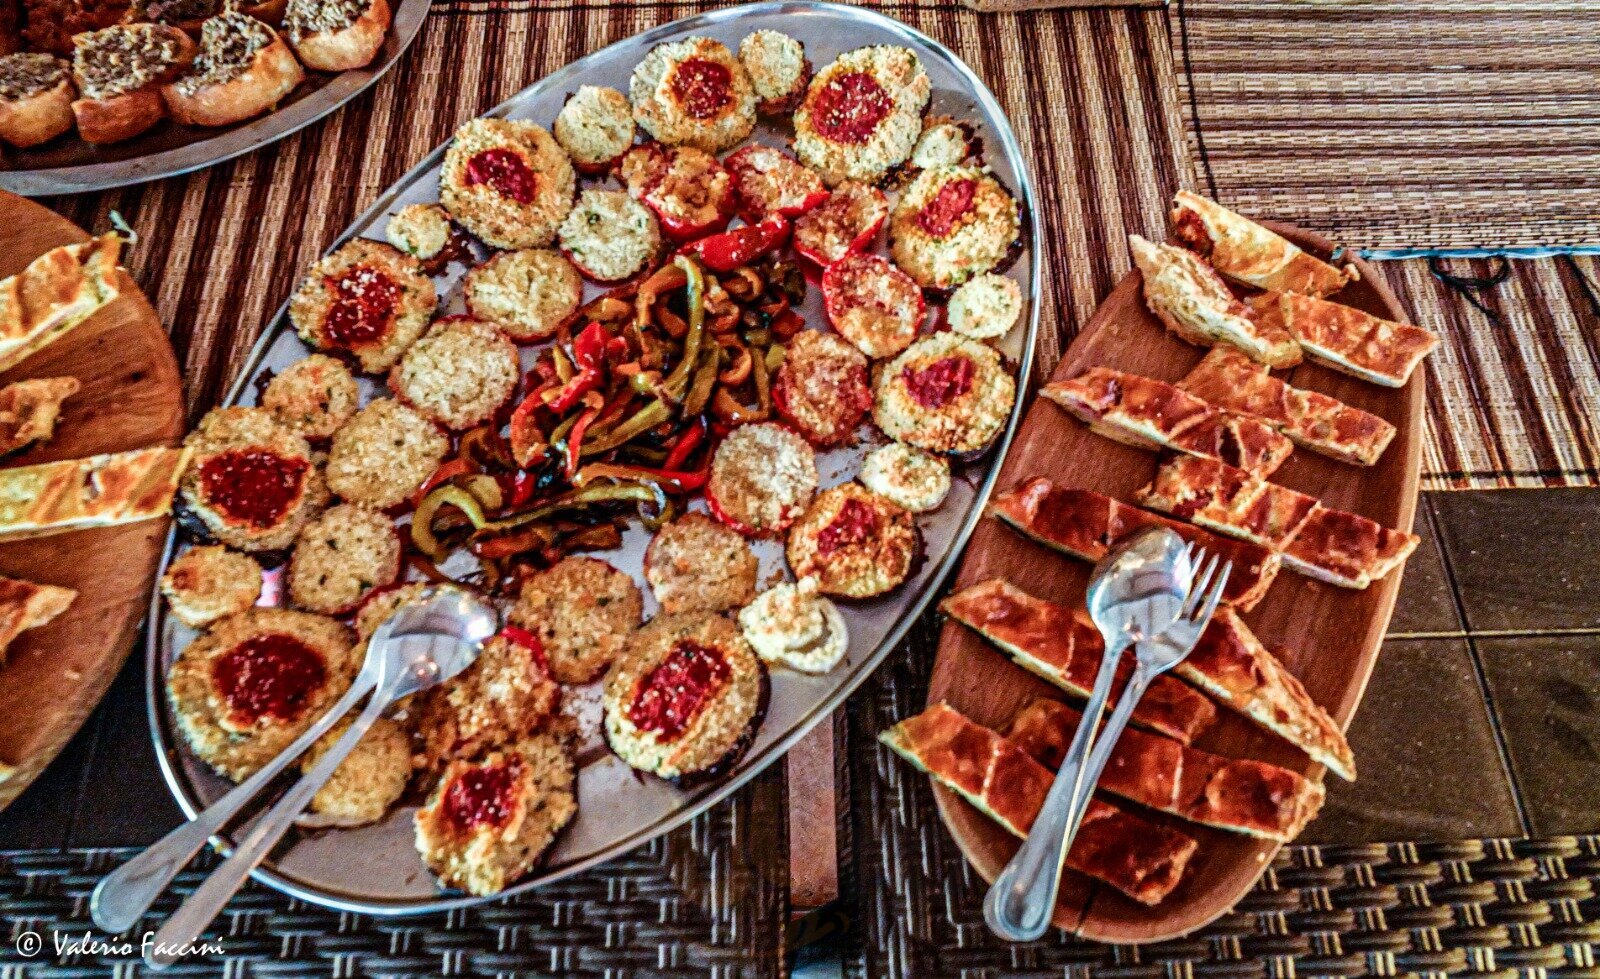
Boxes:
[580,398,672,457]
[475,480,667,534]
[412,484,490,560]
[576,461,709,494]
[681,346,721,418]
[663,417,707,471]
[661,255,706,401]
[564,399,604,480]
[681,214,790,273]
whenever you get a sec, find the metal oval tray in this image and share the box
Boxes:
[146,0,1040,915]
[0,0,429,197]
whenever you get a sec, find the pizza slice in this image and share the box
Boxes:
[989,477,1281,610]
[880,702,1198,906]
[1042,367,1294,477]
[0,575,76,664]
[1252,291,1439,389]
[1137,456,1419,589]
[1128,234,1303,369]
[0,234,128,375]
[0,444,189,542]
[1179,347,1396,466]
[943,579,1356,780]
[1169,191,1356,297]
[1006,698,1325,841]
[0,376,80,457]
[940,579,1217,745]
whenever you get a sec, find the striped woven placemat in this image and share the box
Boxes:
[1171,0,1600,254]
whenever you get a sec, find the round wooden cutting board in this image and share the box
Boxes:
[0,191,185,812]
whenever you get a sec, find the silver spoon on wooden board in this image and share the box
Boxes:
[983,526,1193,942]
[90,585,497,952]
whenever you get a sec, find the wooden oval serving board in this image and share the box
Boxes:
[0,191,185,813]
[926,223,1423,943]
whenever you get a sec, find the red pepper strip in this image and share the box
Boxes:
[411,457,474,510]
[500,468,541,508]
[681,214,790,274]
[543,368,603,415]
[564,395,605,480]
[572,321,608,370]
[604,335,630,365]
[663,416,707,471]
[507,393,550,468]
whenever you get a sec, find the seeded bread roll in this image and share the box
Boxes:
[71,23,196,143]
[285,0,389,71]
[162,12,303,127]
[0,53,74,148]
[127,0,290,34]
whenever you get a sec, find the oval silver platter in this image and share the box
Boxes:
[147,0,1039,915]
[0,0,429,197]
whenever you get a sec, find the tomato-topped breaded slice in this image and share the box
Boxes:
[409,627,560,774]
[645,511,759,614]
[160,545,263,629]
[389,316,520,430]
[414,731,577,896]
[792,180,887,268]
[287,503,401,615]
[725,145,828,220]
[180,406,329,552]
[629,36,756,153]
[874,333,1015,456]
[706,421,819,536]
[325,398,449,510]
[167,607,359,781]
[558,189,661,283]
[440,117,576,250]
[822,252,924,359]
[299,716,411,829]
[772,329,872,448]
[738,29,810,115]
[793,45,931,186]
[889,165,1020,291]
[463,248,583,343]
[289,238,437,374]
[553,84,634,174]
[785,483,918,599]
[603,611,768,782]
[261,354,359,441]
[510,556,643,683]
[620,143,735,242]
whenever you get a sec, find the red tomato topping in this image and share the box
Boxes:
[809,71,892,145]
[725,146,829,219]
[792,182,888,266]
[443,760,523,832]
[198,449,310,530]
[902,355,975,409]
[916,177,978,238]
[322,264,401,347]
[1171,207,1215,256]
[628,639,731,741]
[671,57,733,119]
[212,633,327,725]
[816,497,878,558]
[465,148,538,204]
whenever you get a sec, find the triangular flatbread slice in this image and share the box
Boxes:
[0,576,76,663]
[0,234,127,375]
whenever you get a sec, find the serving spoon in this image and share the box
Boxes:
[983,526,1193,942]
[91,586,497,957]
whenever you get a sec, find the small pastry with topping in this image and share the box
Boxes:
[738,29,809,115]
[909,116,978,171]
[160,545,263,628]
[0,53,75,148]
[618,143,734,242]
[772,329,872,448]
[629,35,756,153]
[288,238,437,374]
[413,731,577,896]
[705,421,819,536]
[889,165,1020,291]
[324,397,448,510]
[161,12,302,127]
[873,332,1015,456]
[644,512,758,615]
[70,23,196,144]
[794,45,930,186]
[180,406,328,552]
[821,251,924,359]
[724,145,828,221]
[284,0,390,71]
[557,189,660,283]
[298,716,410,828]
[858,442,950,513]
[287,503,401,615]
[409,628,560,774]
[167,606,358,780]
[603,611,768,782]
[786,483,918,599]
[384,203,467,274]
[462,248,583,342]
[738,577,848,674]
[126,0,289,34]
[510,556,642,684]
[552,84,633,174]
[947,272,1022,341]
[388,315,519,430]
[260,353,359,441]
[440,117,575,250]
[791,180,887,268]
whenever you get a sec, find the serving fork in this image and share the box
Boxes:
[984,535,1231,942]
